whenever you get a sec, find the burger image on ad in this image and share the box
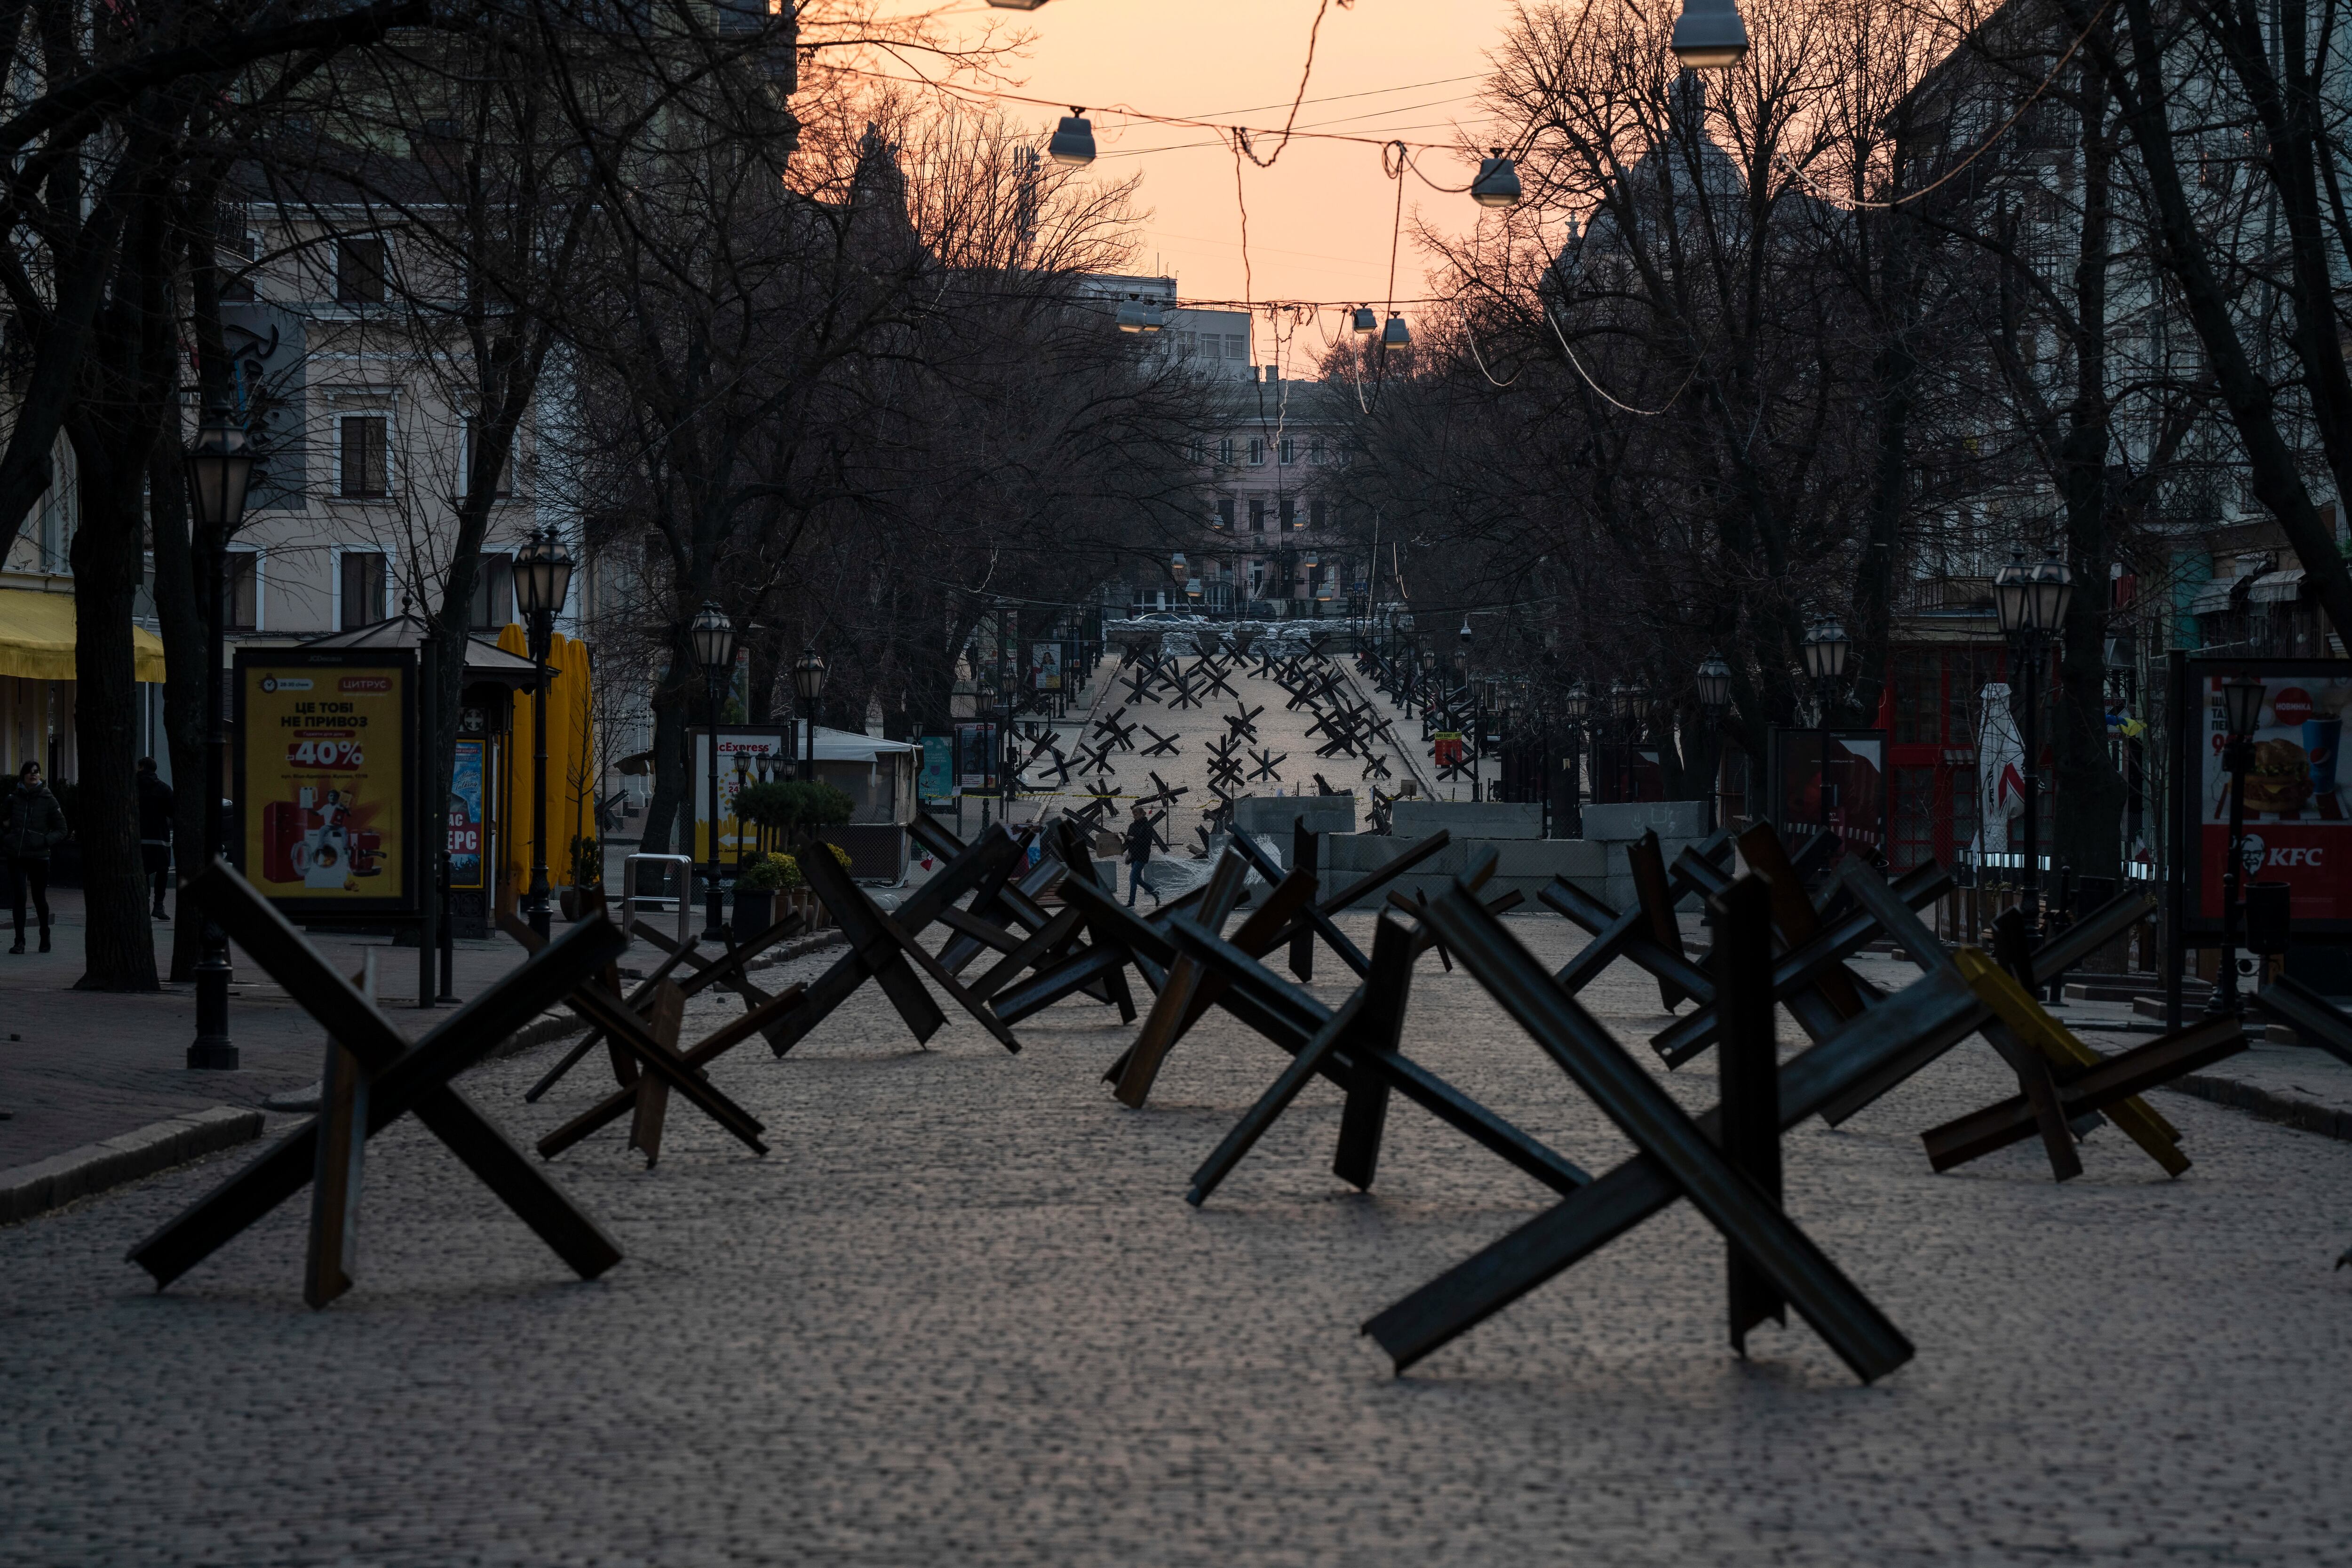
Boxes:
[2241,738,2314,815]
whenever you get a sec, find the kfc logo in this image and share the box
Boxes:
[2239,833,2266,877]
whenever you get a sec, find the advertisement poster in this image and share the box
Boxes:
[237,652,411,910]
[448,738,485,890]
[955,722,997,789]
[2190,663,2352,925]
[1771,729,1889,863]
[919,735,954,805]
[691,729,787,862]
[1030,642,1064,692]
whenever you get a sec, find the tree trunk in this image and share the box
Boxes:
[2050,65,2126,884]
[638,651,692,861]
[69,436,158,990]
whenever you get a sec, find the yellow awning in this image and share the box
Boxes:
[0,588,167,683]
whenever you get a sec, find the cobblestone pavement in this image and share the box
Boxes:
[3,916,2348,1566]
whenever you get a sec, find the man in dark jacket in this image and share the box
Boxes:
[136,757,174,920]
[1122,803,1157,908]
[1,761,68,953]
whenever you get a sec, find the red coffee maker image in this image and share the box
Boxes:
[261,787,384,889]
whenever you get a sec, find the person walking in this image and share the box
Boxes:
[1123,802,1157,908]
[2,761,67,953]
[136,757,174,921]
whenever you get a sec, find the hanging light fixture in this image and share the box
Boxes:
[1563,679,1589,723]
[1170,550,1187,579]
[1350,305,1377,334]
[1116,300,1164,333]
[2027,544,2074,632]
[1381,313,1411,348]
[1048,109,1096,167]
[1670,0,1750,69]
[1470,149,1523,208]
[986,0,1048,8]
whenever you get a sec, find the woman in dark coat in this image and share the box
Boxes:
[2,760,68,952]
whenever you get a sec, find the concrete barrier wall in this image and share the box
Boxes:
[1233,795,1357,836]
[1319,832,1706,912]
[1389,800,1546,840]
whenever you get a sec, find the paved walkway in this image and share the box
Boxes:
[2,914,2346,1564]
[0,883,544,1169]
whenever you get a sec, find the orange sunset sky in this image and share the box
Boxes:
[925,0,1526,332]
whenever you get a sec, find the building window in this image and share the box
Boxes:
[339,415,390,497]
[226,552,260,631]
[1247,438,1266,466]
[1249,498,1266,533]
[1308,436,1326,464]
[1216,437,1234,466]
[1279,495,1296,529]
[469,553,514,631]
[339,551,387,631]
[1279,438,1295,464]
[1216,497,1236,531]
[1310,495,1327,529]
[336,237,388,304]
[1187,437,1206,464]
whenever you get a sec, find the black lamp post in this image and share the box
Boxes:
[2207,673,2265,1019]
[1992,544,2074,904]
[1561,678,1589,834]
[1696,651,1732,832]
[690,601,735,942]
[183,412,254,1070]
[792,645,827,781]
[1800,619,1850,843]
[513,524,574,938]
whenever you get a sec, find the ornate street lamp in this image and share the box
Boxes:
[690,602,735,942]
[183,413,254,1071]
[2208,673,2267,1019]
[512,524,574,937]
[793,645,828,781]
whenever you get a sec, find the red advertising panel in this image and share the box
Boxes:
[2185,661,2352,927]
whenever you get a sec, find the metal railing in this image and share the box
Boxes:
[620,852,694,956]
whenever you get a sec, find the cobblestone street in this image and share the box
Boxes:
[3,914,2346,1566]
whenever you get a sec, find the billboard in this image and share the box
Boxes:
[448,738,486,891]
[690,728,788,862]
[1770,728,1889,865]
[2177,658,2352,932]
[235,649,415,913]
[919,735,954,805]
[955,722,997,790]
[1030,642,1064,692]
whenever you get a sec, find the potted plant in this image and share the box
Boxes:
[560,834,602,922]
[731,851,801,942]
